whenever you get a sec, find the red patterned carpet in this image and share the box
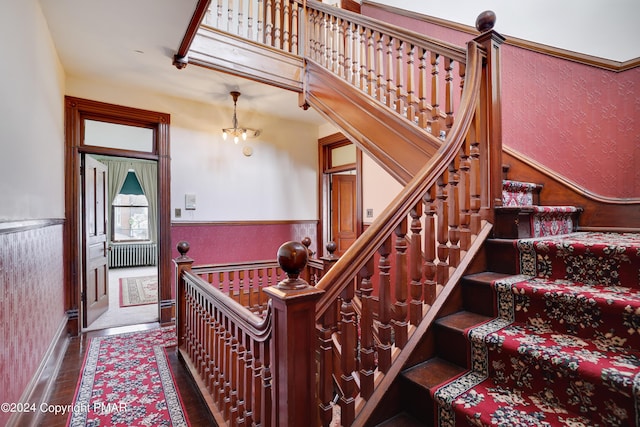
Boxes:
[67,326,189,426]
[434,232,640,426]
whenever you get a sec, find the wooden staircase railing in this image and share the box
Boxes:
[174,4,506,426]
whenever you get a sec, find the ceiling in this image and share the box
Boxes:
[39,0,327,125]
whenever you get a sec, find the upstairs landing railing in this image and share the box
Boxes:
[189,0,474,148]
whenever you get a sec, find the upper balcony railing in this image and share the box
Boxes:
[197,0,471,141]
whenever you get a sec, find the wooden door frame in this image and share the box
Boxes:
[64,96,172,335]
[318,133,362,256]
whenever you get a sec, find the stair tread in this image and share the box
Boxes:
[436,311,491,332]
[375,412,429,427]
[463,271,512,285]
[402,358,466,391]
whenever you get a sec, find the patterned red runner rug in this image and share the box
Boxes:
[434,232,640,426]
[67,326,189,426]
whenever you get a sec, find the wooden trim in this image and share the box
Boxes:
[503,146,640,230]
[7,317,69,427]
[362,1,640,72]
[64,96,172,334]
[0,218,64,235]
[173,0,212,69]
[171,219,318,226]
[189,27,305,91]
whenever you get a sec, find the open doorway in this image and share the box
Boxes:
[63,97,172,336]
[83,154,159,331]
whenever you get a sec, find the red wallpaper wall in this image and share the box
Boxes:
[0,223,65,426]
[363,5,640,199]
[170,221,318,265]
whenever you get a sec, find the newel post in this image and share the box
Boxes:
[473,11,505,222]
[263,241,324,427]
[173,241,193,349]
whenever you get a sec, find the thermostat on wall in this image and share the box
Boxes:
[185,193,196,210]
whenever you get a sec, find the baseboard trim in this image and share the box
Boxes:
[7,316,69,427]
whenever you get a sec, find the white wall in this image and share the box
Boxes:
[370,0,640,62]
[66,76,319,221]
[0,0,66,220]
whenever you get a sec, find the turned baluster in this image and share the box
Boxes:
[359,25,368,91]
[238,0,245,36]
[257,0,264,42]
[318,12,327,66]
[216,0,224,28]
[265,0,273,46]
[242,336,254,425]
[417,47,430,131]
[394,39,405,114]
[393,218,409,348]
[423,187,437,304]
[318,309,335,427]
[375,32,384,102]
[222,321,233,417]
[282,0,290,51]
[430,52,441,136]
[251,342,263,427]
[366,29,376,97]
[247,0,254,40]
[273,0,282,48]
[261,340,272,427]
[385,36,395,108]
[290,2,298,54]
[336,18,345,77]
[377,236,393,373]
[469,117,482,235]
[436,174,450,285]
[344,21,353,82]
[339,279,357,426]
[359,256,375,399]
[458,137,472,250]
[227,0,235,33]
[235,331,247,426]
[409,201,424,324]
[229,328,240,424]
[406,44,417,122]
[448,160,461,267]
[350,22,360,86]
[444,57,455,132]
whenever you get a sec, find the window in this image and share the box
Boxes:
[112,171,149,241]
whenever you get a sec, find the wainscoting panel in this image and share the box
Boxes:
[0,220,65,426]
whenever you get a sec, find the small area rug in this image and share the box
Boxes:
[67,326,189,427]
[119,275,158,307]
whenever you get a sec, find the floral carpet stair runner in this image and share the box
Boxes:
[433,232,640,426]
[502,179,581,237]
[67,326,189,427]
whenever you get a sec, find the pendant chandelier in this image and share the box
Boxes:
[221,91,260,144]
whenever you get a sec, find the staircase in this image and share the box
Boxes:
[378,179,640,426]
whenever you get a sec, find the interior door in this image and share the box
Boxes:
[331,174,357,255]
[83,155,109,327]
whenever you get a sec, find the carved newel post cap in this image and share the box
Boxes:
[475,10,496,33]
[325,241,338,259]
[176,241,190,257]
[276,241,309,290]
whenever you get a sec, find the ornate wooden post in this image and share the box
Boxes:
[473,11,505,222]
[174,241,194,349]
[263,241,324,427]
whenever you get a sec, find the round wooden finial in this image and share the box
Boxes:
[326,241,337,256]
[276,241,309,290]
[475,10,496,33]
[177,241,190,256]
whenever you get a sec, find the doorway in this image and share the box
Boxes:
[319,133,362,256]
[64,96,172,336]
[82,154,160,331]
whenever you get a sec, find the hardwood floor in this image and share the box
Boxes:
[38,322,217,426]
